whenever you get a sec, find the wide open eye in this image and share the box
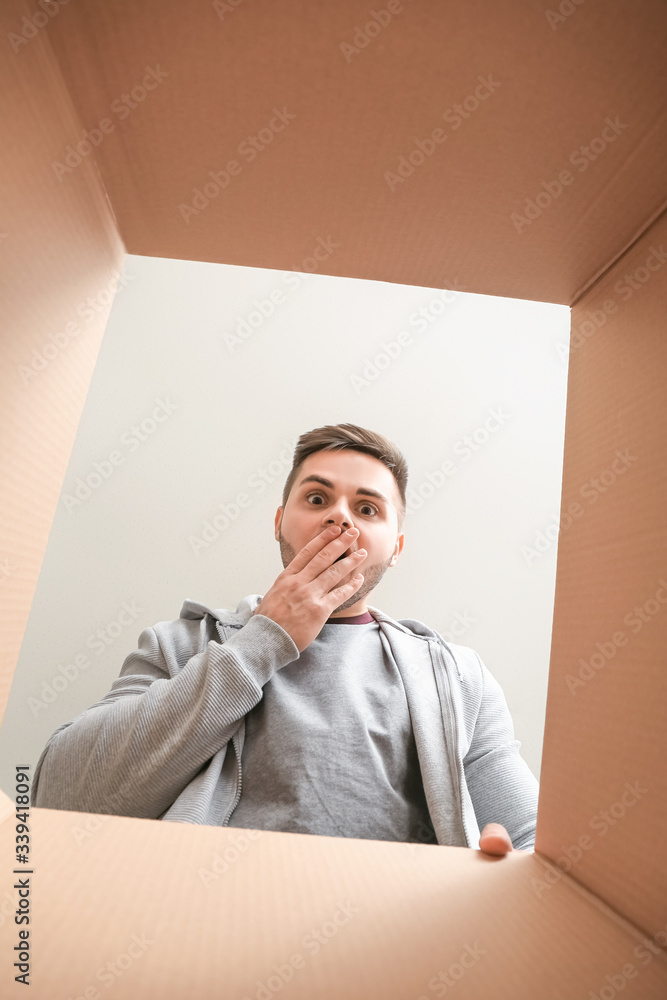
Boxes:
[306,492,378,516]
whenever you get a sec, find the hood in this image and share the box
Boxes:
[178,595,451,649]
[180,595,263,627]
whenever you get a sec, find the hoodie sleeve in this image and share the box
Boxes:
[31,613,299,821]
[462,652,539,852]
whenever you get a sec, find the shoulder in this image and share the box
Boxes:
[396,614,478,667]
[435,637,486,696]
[392,611,485,691]
[143,596,255,665]
[149,612,222,667]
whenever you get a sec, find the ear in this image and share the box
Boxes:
[274,506,283,541]
[389,532,405,567]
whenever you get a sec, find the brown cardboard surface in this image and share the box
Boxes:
[0,1,125,726]
[537,212,667,937]
[2,799,667,999]
[43,0,667,304]
[2,0,667,995]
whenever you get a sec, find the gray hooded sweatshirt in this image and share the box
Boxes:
[31,595,539,852]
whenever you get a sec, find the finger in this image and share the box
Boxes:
[283,524,342,577]
[323,548,367,589]
[326,571,365,604]
[298,528,362,584]
[478,823,513,856]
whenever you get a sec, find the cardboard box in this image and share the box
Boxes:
[1,0,665,996]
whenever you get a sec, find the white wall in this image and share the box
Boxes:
[1,252,570,797]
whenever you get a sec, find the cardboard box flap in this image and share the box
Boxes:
[0,3,124,724]
[537,210,667,937]
[43,0,667,306]
[3,0,667,995]
[2,799,666,998]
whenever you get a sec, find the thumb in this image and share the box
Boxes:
[479,823,514,856]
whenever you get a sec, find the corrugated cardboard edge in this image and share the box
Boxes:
[2,799,666,998]
[0,5,125,728]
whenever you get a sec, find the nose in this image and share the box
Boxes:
[325,514,353,529]
[323,500,354,531]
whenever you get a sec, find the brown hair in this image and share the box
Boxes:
[281,423,408,531]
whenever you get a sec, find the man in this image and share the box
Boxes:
[32,423,538,856]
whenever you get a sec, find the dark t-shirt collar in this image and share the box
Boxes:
[325,610,374,625]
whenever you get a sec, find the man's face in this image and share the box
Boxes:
[274,449,404,616]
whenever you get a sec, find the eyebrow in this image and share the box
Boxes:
[297,475,390,507]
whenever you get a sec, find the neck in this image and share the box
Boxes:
[328,598,367,618]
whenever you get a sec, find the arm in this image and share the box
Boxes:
[32,525,363,822]
[31,613,299,820]
[463,653,539,853]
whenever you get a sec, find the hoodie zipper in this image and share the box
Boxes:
[221,730,243,826]
[374,610,471,848]
[431,640,470,846]
[212,618,244,828]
